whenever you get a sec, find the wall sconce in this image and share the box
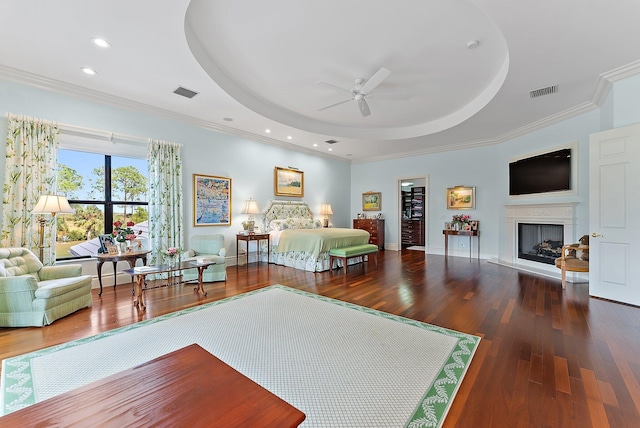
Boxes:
[241,198,260,234]
[31,195,75,261]
[320,203,333,228]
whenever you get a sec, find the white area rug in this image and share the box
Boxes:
[2,285,480,427]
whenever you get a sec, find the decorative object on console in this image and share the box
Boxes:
[31,195,75,261]
[241,198,260,233]
[320,203,333,227]
[362,192,381,211]
[447,186,475,210]
[194,174,232,226]
[274,166,304,197]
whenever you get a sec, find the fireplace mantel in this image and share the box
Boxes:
[500,203,578,275]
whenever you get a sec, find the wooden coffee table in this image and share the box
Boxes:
[0,344,306,427]
[123,260,217,310]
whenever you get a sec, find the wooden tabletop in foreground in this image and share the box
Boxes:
[0,344,306,427]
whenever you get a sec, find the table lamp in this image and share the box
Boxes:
[320,203,333,228]
[241,198,260,233]
[31,195,75,261]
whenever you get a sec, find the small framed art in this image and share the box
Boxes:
[362,192,381,211]
[194,174,232,226]
[447,186,475,210]
[274,167,304,197]
[98,234,115,254]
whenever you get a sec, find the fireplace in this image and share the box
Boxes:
[517,223,564,265]
[501,203,576,274]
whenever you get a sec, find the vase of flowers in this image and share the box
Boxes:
[451,214,471,231]
[164,247,179,267]
[112,221,141,253]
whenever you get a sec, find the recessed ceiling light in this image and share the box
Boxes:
[287,136,292,140]
[92,38,111,48]
[328,148,333,151]
[313,143,318,147]
[265,129,271,133]
[223,117,233,121]
[81,67,97,75]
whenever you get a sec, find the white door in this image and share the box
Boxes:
[589,124,640,305]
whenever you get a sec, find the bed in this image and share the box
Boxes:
[260,200,370,272]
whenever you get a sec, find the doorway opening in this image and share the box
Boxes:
[398,176,428,250]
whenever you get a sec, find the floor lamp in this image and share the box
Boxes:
[31,195,75,262]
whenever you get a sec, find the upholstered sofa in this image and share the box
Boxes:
[0,248,93,327]
[182,235,227,283]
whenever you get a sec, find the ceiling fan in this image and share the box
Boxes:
[316,67,411,117]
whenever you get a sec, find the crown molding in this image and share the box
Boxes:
[3,62,639,165]
[0,65,349,164]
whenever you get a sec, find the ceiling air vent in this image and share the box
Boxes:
[529,85,558,98]
[173,86,199,99]
[325,139,338,144]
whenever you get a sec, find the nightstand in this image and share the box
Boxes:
[236,233,270,268]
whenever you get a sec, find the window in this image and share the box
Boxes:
[56,149,148,260]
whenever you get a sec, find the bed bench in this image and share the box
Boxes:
[329,244,379,275]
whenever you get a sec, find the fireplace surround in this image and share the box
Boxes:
[502,203,577,275]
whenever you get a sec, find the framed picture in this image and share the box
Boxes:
[447,186,475,210]
[106,241,119,255]
[194,174,232,226]
[362,192,381,211]
[469,220,479,231]
[274,167,304,197]
[445,222,452,230]
[98,234,115,254]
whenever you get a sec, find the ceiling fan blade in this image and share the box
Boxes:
[360,67,391,95]
[318,98,352,111]
[358,97,371,117]
[368,93,411,100]
[315,81,352,94]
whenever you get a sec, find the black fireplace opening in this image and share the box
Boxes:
[518,223,564,265]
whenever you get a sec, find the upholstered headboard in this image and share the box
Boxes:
[262,200,318,232]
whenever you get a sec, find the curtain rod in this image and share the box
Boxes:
[6,113,148,147]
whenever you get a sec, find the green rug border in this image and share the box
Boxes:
[1,284,480,427]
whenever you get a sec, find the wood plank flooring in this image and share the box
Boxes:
[2,250,640,427]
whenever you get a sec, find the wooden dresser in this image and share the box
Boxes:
[401,219,425,246]
[353,218,385,249]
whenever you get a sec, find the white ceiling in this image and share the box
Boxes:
[1,0,639,163]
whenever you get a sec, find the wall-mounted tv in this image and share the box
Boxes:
[509,148,572,196]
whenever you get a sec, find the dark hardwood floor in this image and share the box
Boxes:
[2,250,640,427]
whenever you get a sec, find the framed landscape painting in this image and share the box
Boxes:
[362,192,381,211]
[274,167,304,197]
[447,186,475,210]
[194,174,232,226]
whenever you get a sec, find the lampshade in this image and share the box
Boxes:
[241,199,260,215]
[32,195,75,216]
[320,203,333,216]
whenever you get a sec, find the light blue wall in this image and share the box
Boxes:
[351,111,601,258]
[0,80,351,256]
[2,73,640,266]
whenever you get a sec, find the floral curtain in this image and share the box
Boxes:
[147,139,183,266]
[1,114,59,264]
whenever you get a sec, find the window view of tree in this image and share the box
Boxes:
[56,150,148,260]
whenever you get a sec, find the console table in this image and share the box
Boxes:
[443,230,480,260]
[95,250,150,296]
[0,344,306,427]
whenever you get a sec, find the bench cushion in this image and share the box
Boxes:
[329,244,378,257]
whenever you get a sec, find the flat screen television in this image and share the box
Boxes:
[509,148,571,196]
